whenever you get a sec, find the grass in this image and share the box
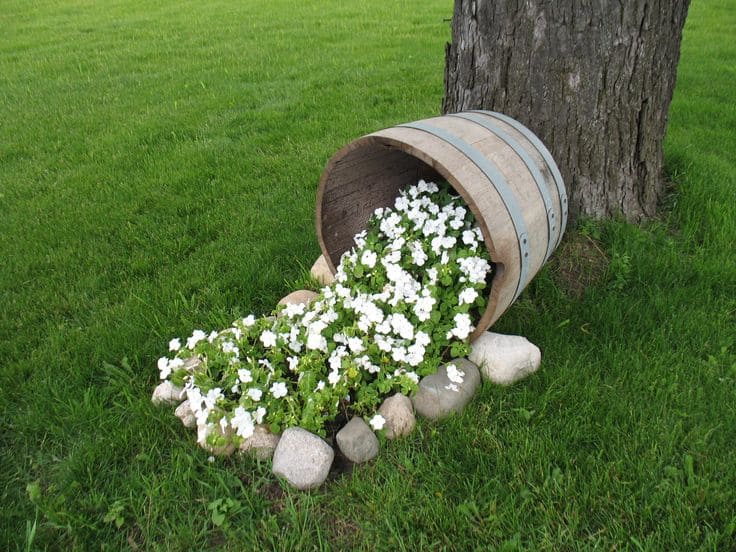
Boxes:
[1,0,734,549]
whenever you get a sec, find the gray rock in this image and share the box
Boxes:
[336,417,379,463]
[151,380,185,405]
[468,332,541,385]
[378,393,415,439]
[239,425,280,461]
[310,255,335,286]
[174,399,196,428]
[272,427,334,490]
[411,359,481,420]
[277,289,319,308]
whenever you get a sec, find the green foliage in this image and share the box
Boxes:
[1,0,735,550]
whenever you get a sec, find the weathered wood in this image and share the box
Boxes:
[443,0,690,222]
[316,112,566,338]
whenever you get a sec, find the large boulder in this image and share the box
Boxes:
[411,359,481,420]
[310,255,335,286]
[272,427,334,490]
[469,332,541,385]
[378,393,415,439]
[336,417,379,463]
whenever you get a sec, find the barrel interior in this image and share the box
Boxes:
[317,138,443,269]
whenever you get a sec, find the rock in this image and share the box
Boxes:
[272,427,334,490]
[378,393,415,439]
[151,381,185,405]
[336,417,379,463]
[277,290,319,308]
[174,400,196,428]
[411,359,481,420]
[239,425,280,461]
[197,421,235,457]
[468,332,541,385]
[310,255,335,286]
[182,356,201,372]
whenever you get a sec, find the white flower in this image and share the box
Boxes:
[231,407,255,439]
[415,331,431,347]
[361,249,377,269]
[287,356,299,372]
[237,368,253,383]
[347,336,365,354]
[283,302,305,318]
[221,341,239,356]
[219,416,229,432]
[260,330,277,348]
[369,414,386,431]
[462,230,477,245]
[168,338,181,352]
[446,312,474,340]
[241,315,256,327]
[204,388,223,410]
[270,382,288,399]
[389,313,414,340]
[157,357,171,380]
[446,363,466,384]
[328,370,341,386]
[458,287,479,305]
[315,380,326,391]
[247,388,262,402]
[254,406,266,424]
[186,330,206,349]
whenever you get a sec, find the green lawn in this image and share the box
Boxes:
[2,0,735,549]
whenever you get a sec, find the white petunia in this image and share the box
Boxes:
[168,338,181,352]
[458,287,479,305]
[186,330,206,350]
[270,382,288,399]
[446,363,466,384]
[247,388,262,402]
[241,315,256,327]
[238,368,253,383]
[369,414,386,431]
[287,356,299,372]
[231,407,255,439]
[361,249,377,269]
[157,357,171,380]
[283,302,306,318]
[446,312,474,340]
[254,406,267,424]
[260,330,277,348]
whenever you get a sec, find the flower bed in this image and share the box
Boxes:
[156,180,493,458]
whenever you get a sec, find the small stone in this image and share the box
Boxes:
[182,356,201,372]
[151,381,185,405]
[277,290,319,308]
[239,425,280,461]
[468,332,541,385]
[272,427,334,490]
[411,359,481,420]
[197,421,235,457]
[310,255,335,286]
[336,417,379,463]
[174,400,196,428]
[378,393,415,439]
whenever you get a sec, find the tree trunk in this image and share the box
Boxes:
[443,0,690,222]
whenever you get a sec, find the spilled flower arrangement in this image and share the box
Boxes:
[157,180,493,451]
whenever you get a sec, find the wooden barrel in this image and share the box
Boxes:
[315,110,567,339]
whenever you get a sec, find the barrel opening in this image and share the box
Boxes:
[317,138,444,271]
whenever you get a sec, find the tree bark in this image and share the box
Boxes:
[443,0,690,222]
